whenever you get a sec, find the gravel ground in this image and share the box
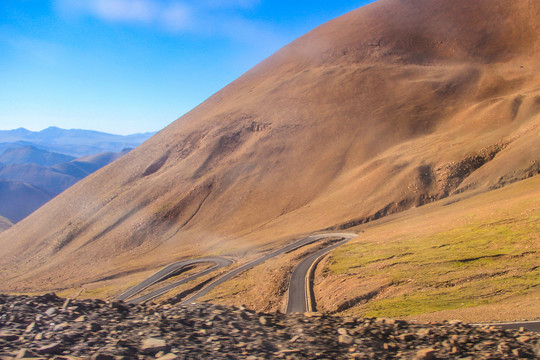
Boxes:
[0,294,538,359]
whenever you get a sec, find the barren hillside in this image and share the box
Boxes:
[0,0,539,295]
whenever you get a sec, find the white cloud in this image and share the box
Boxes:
[54,0,285,46]
[56,0,192,30]
[90,0,158,23]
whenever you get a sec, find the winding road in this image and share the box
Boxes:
[117,233,356,306]
[118,233,539,332]
[179,233,357,305]
[117,257,233,303]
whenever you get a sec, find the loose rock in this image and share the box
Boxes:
[37,343,63,355]
[141,338,168,355]
[416,348,437,360]
[0,294,538,359]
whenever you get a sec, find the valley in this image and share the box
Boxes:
[0,130,153,225]
[0,0,539,333]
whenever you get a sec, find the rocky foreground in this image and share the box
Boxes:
[0,294,538,359]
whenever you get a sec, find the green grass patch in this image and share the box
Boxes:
[362,268,540,317]
[327,206,540,317]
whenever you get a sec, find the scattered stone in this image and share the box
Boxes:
[398,333,415,341]
[14,348,40,359]
[512,348,527,357]
[303,312,322,318]
[497,342,511,353]
[73,316,86,322]
[254,339,278,352]
[37,343,63,355]
[141,338,168,355]
[86,323,102,332]
[0,294,538,359]
[338,334,354,345]
[26,322,36,333]
[156,354,178,360]
[44,308,56,316]
[61,299,70,310]
[416,328,431,337]
[0,331,19,341]
[517,335,531,343]
[416,348,437,360]
[90,353,115,360]
[289,335,300,343]
[52,323,69,332]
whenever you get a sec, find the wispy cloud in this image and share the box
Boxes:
[56,0,191,30]
[54,0,280,45]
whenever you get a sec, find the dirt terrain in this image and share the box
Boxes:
[0,0,539,322]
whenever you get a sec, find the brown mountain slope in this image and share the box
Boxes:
[0,0,539,293]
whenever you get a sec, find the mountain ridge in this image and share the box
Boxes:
[0,127,155,158]
[0,146,75,167]
[0,0,539,300]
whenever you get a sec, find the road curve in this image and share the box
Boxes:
[117,257,233,302]
[286,238,352,313]
[180,233,357,305]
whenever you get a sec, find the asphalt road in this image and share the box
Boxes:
[180,233,357,305]
[482,321,540,333]
[117,257,233,302]
[125,264,229,304]
[286,238,351,313]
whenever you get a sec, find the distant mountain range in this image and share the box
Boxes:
[0,127,155,158]
[0,180,54,225]
[0,127,154,225]
[0,145,75,167]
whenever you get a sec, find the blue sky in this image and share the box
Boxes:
[0,0,372,135]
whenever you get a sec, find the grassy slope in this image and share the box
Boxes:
[315,176,539,322]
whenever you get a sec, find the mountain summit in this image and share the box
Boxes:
[1,0,539,292]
